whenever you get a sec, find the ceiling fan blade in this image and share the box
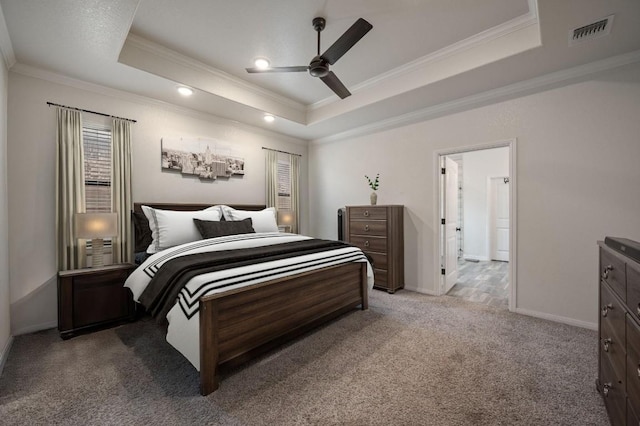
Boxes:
[320,18,373,65]
[320,71,351,99]
[245,66,309,73]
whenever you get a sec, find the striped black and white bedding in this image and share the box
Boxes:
[125,232,374,370]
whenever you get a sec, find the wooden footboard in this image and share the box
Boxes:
[199,261,369,395]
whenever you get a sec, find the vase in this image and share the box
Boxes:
[370,191,377,205]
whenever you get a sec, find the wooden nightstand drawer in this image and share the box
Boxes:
[58,263,136,339]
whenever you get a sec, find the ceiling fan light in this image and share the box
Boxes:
[254,58,270,69]
[177,86,193,96]
[263,114,275,123]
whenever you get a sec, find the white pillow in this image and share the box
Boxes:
[141,206,221,253]
[220,206,278,233]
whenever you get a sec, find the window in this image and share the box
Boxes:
[83,124,112,213]
[277,154,291,210]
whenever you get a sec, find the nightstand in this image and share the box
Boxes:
[58,263,137,339]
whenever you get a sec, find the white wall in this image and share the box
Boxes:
[6,71,308,334]
[309,62,640,327]
[461,147,509,261]
[0,46,10,370]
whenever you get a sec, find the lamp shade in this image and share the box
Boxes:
[75,213,118,239]
[277,210,294,226]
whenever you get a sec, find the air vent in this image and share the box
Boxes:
[569,15,614,46]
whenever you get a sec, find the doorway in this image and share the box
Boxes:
[435,140,516,311]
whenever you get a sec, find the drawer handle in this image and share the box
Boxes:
[364,210,370,217]
[602,303,613,317]
[602,264,613,279]
[603,383,611,397]
[637,364,640,378]
[364,224,370,231]
[602,338,612,352]
[364,240,370,248]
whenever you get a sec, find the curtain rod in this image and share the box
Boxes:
[261,147,302,157]
[46,102,137,123]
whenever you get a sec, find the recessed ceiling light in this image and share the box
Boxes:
[178,87,193,96]
[264,114,275,123]
[254,58,270,69]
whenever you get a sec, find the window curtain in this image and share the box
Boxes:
[265,150,278,209]
[290,154,300,234]
[56,107,86,270]
[111,118,133,263]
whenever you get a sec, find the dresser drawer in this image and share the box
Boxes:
[349,207,387,221]
[600,353,626,426]
[601,247,627,302]
[373,268,388,288]
[602,282,626,346]
[349,221,387,236]
[601,315,626,382]
[628,315,640,411]
[349,235,387,253]
[628,400,640,426]
[365,251,388,270]
[627,265,640,323]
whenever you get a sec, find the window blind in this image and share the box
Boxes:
[277,158,291,210]
[83,124,112,213]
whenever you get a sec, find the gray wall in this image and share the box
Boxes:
[6,71,308,335]
[309,62,640,328]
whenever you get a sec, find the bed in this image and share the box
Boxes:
[127,202,373,395]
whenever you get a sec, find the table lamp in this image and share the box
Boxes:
[277,210,294,233]
[75,212,117,267]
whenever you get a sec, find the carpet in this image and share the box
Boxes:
[0,290,609,425]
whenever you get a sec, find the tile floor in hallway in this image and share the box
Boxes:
[446,258,509,308]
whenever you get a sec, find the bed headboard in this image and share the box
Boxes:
[132,202,267,254]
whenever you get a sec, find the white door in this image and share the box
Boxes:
[443,157,459,293]
[490,177,509,262]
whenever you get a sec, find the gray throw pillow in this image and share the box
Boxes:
[193,218,255,239]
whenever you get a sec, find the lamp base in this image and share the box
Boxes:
[91,238,105,268]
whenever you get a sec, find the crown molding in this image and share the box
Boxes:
[10,63,308,146]
[311,49,640,145]
[309,9,540,112]
[0,4,16,69]
[124,33,305,112]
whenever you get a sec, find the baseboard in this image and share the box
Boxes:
[462,254,490,262]
[11,320,58,336]
[0,335,14,376]
[404,285,439,296]
[514,307,597,330]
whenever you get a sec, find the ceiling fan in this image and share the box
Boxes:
[246,17,373,99]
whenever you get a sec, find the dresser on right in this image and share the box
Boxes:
[345,205,404,293]
[597,238,640,426]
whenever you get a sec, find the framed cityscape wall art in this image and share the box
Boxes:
[161,137,245,180]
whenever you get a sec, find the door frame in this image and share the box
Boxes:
[433,138,517,312]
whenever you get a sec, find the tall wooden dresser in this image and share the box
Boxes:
[597,239,640,425]
[345,205,404,293]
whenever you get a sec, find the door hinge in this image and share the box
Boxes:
[441,268,446,275]
[441,218,445,225]
[441,167,446,174]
